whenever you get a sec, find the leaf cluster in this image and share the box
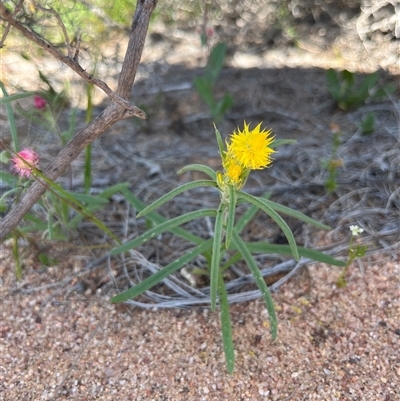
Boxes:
[193,43,233,122]
[326,68,395,111]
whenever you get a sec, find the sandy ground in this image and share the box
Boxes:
[1,246,399,400]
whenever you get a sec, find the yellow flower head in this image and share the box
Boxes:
[227,121,275,170]
[223,155,245,186]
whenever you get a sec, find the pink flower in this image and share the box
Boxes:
[12,149,40,178]
[33,95,47,110]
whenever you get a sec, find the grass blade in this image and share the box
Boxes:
[244,242,346,267]
[177,164,216,180]
[0,81,20,151]
[218,272,235,373]
[261,198,331,230]
[270,139,296,149]
[136,180,217,218]
[235,192,271,234]
[225,184,236,249]
[0,91,35,104]
[232,230,277,339]
[210,204,225,311]
[214,124,226,161]
[238,191,299,261]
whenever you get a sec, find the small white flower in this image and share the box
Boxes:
[349,225,364,236]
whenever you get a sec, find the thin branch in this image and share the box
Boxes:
[117,0,158,99]
[73,33,82,62]
[0,0,158,241]
[0,2,146,118]
[0,0,25,48]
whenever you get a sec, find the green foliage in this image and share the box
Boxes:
[111,126,345,373]
[97,0,137,26]
[38,252,58,267]
[0,81,20,152]
[326,68,395,111]
[360,112,376,136]
[0,81,124,275]
[336,227,367,288]
[275,3,299,45]
[194,43,233,122]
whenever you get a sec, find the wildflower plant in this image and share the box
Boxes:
[323,123,343,193]
[194,42,233,123]
[326,68,395,111]
[0,86,124,273]
[111,122,346,373]
[336,225,367,288]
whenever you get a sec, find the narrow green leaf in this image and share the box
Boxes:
[225,185,236,249]
[221,252,242,271]
[218,272,235,373]
[211,204,225,311]
[235,192,271,234]
[61,107,77,143]
[326,68,341,101]
[194,77,215,109]
[342,70,355,86]
[84,144,92,194]
[243,242,346,267]
[206,43,226,84]
[47,210,54,240]
[136,180,217,218]
[260,198,331,230]
[61,197,69,226]
[64,191,108,206]
[111,209,216,255]
[99,182,130,199]
[0,81,19,151]
[214,94,233,121]
[177,164,216,180]
[354,72,378,101]
[121,188,204,245]
[232,230,277,339]
[270,139,297,149]
[214,124,226,161]
[0,91,35,104]
[238,192,299,261]
[361,112,375,136]
[110,239,213,303]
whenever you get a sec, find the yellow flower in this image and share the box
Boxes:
[227,121,275,170]
[223,155,245,186]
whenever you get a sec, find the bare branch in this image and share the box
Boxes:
[117,0,158,99]
[73,33,82,62]
[0,0,25,48]
[0,2,146,118]
[0,0,158,241]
